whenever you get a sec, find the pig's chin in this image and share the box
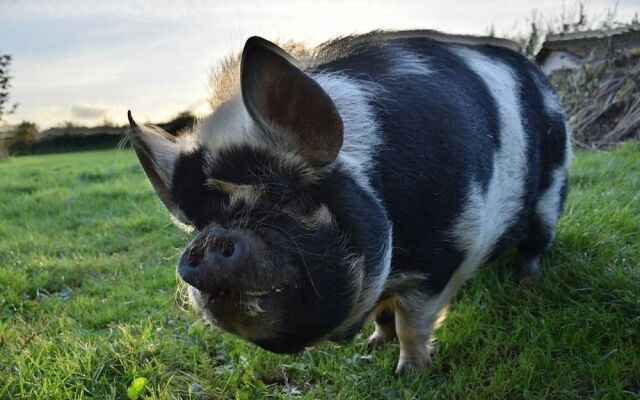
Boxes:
[186,283,292,346]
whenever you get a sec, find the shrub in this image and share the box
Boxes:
[9,121,37,155]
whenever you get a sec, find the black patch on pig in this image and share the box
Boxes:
[255,169,391,352]
[170,147,227,230]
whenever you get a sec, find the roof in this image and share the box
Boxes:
[0,125,14,140]
[545,23,640,43]
[536,23,640,64]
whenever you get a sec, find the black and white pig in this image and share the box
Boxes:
[127,31,570,374]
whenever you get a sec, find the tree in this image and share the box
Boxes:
[0,54,18,121]
[10,121,37,155]
[160,110,196,136]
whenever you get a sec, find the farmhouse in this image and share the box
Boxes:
[535,23,640,75]
[0,124,12,158]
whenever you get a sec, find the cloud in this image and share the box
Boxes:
[69,102,110,119]
[3,0,637,130]
[66,102,133,127]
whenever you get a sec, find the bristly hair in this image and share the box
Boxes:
[312,29,520,63]
[208,41,315,111]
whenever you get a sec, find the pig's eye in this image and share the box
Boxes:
[282,195,315,215]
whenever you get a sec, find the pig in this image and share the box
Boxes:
[127,31,570,374]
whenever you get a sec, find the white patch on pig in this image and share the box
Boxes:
[195,96,257,157]
[311,71,383,187]
[535,122,571,240]
[450,46,528,270]
[389,47,530,371]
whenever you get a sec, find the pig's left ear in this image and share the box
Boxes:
[241,36,344,167]
[127,111,182,217]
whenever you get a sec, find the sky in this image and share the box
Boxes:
[1,0,638,129]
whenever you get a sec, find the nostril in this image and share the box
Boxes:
[213,237,235,258]
[184,245,205,267]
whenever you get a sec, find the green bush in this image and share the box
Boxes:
[9,121,37,155]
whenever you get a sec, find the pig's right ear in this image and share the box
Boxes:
[241,36,344,167]
[126,111,182,217]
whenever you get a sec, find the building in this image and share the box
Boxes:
[0,124,12,158]
[535,23,640,75]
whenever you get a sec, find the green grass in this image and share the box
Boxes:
[1,144,639,399]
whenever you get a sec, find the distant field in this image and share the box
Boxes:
[1,146,639,399]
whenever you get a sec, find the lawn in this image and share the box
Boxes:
[1,144,639,399]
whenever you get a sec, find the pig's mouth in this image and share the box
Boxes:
[202,283,299,303]
[186,278,299,343]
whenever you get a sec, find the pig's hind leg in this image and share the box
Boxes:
[518,172,568,283]
[517,214,550,283]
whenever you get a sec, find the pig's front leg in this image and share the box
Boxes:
[367,307,397,349]
[393,292,449,375]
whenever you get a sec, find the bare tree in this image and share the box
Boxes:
[508,1,628,58]
[0,54,18,121]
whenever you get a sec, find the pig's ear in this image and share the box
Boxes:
[127,111,181,215]
[241,36,344,167]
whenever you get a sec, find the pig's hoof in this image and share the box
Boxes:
[394,355,432,375]
[394,342,434,375]
[519,257,542,285]
[367,333,387,350]
[367,323,396,350]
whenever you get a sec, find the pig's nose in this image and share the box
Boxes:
[178,228,251,293]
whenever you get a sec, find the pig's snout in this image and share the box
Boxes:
[178,227,252,294]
